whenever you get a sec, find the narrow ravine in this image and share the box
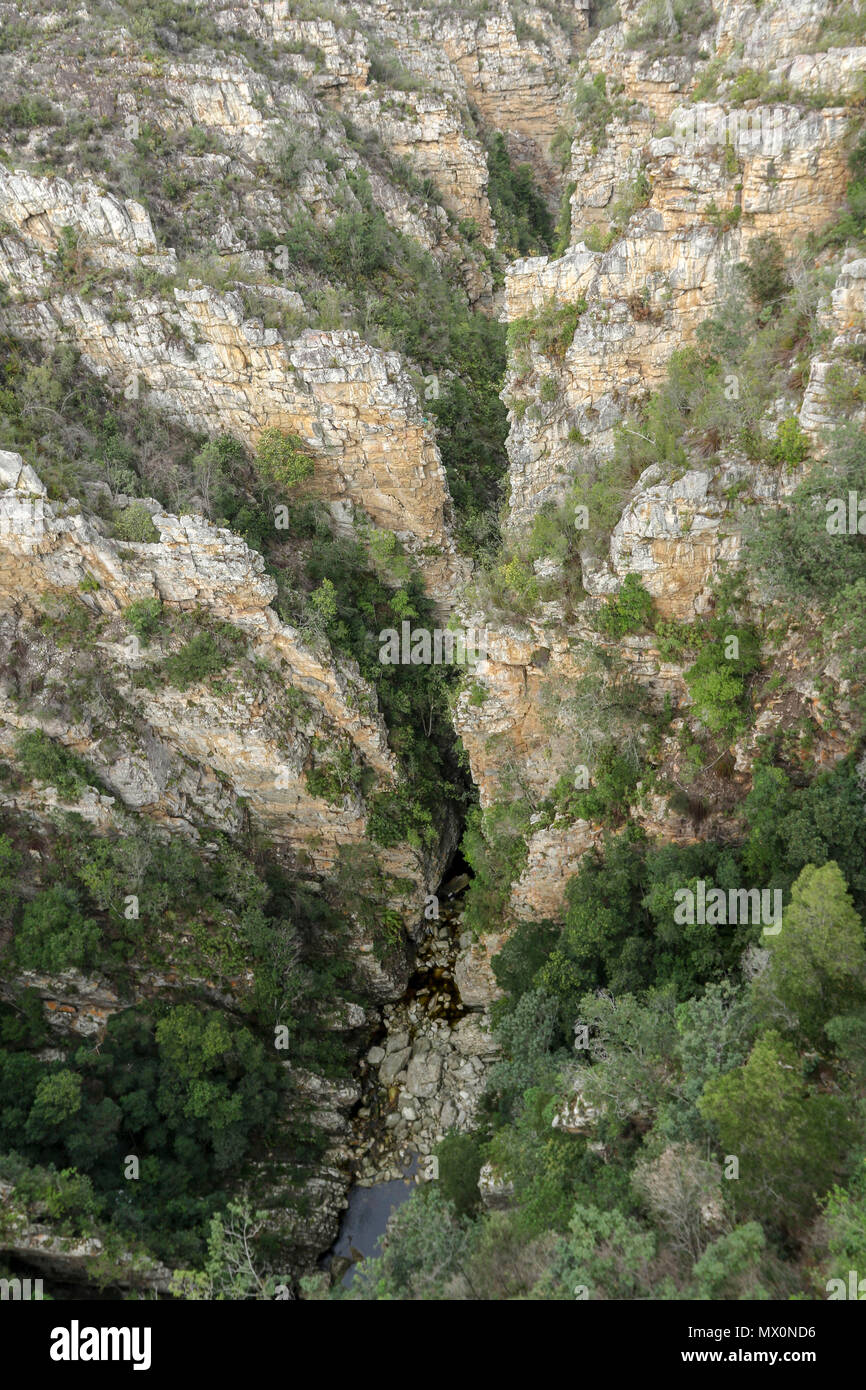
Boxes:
[323,854,497,1285]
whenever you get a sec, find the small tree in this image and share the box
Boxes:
[169,1200,285,1300]
[632,1143,722,1262]
[254,428,315,491]
[698,1029,853,1229]
[757,862,866,1044]
[596,573,656,638]
[740,233,790,312]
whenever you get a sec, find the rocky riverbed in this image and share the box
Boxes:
[348,894,500,1186]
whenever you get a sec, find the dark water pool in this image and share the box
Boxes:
[330,1157,419,1286]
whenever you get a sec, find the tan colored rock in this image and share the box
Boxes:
[0,171,469,607]
[454,929,508,1007]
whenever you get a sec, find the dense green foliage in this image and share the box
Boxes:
[0,803,365,1266]
[596,573,656,638]
[485,132,554,257]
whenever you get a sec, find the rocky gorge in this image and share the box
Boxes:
[0,0,864,1302]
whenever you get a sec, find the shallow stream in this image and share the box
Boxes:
[325,857,483,1286]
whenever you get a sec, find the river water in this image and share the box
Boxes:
[329,1155,420,1287]
[326,861,478,1287]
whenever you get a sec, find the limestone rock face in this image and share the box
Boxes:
[202,0,587,240]
[478,1160,515,1210]
[0,453,455,999]
[503,101,854,527]
[0,171,468,608]
[454,928,508,1008]
[455,0,866,923]
[800,256,866,436]
[0,1179,173,1292]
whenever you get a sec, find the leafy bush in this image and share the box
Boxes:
[568,451,644,559]
[254,428,315,491]
[756,861,866,1047]
[817,2,866,50]
[136,613,248,691]
[36,594,100,648]
[741,757,866,909]
[550,124,574,171]
[698,1029,854,1230]
[14,885,100,972]
[15,730,95,798]
[683,619,761,740]
[740,234,790,313]
[366,785,436,851]
[771,416,810,468]
[596,573,656,638]
[125,597,163,643]
[571,72,613,152]
[508,297,585,369]
[461,800,533,936]
[159,630,244,690]
[367,45,427,92]
[556,741,641,826]
[0,96,58,130]
[552,179,576,256]
[746,424,866,604]
[305,745,362,806]
[434,1131,484,1217]
[112,503,160,542]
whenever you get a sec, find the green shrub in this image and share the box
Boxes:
[740,234,790,313]
[771,416,810,468]
[553,180,576,256]
[683,620,761,740]
[568,451,643,559]
[36,594,100,648]
[596,573,656,638]
[746,424,866,604]
[0,96,57,129]
[0,1158,97,1230]
[461,800,533,936]
[15,730,95,798]
[571,72,613,152]
[582,223,617,253]
[813,129,866,251]
[112,504,160,542]
[366,786,436,850]
[160,631,243,690]
[817,2,866,49]
[368,45,427,91]
[727,68,771,105]
[553,741,641,826]
[434,1132,484,1217]
[550,124,574,171]
[507,298,585,369]
[14,885,100,972]
[609,170,651,230]
[125,597,164,643]
[254,428,315,491]
[136,615,247,692]
[305,746,361,805]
